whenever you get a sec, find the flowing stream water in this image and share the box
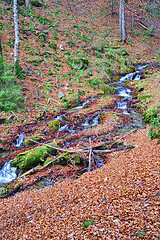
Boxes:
[0,65,147,184]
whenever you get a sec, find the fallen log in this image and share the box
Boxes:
[24,138,135,154]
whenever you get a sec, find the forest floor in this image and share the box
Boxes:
[0,0,160,239]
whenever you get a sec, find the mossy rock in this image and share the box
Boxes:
[0,187,9,198]
[24,136,43,148]
[73,155,81,164]
[38,32,48,42]
[48,119,61,131]
[10,143,57,171]
[106,53,115,60]
[47,153,82,166]
[49,43,57,51]
[64,52,88,70]
[87,76,101,89]
[106,69,113,76]
[117,48,129,57]
[40,51,52,57]
[78,90,85,96]
[59,153,81,166]
[99,83,116,94]
[67,57,88,70]
[62,97,79,108]
[129,65,137,72]
[31,0,42,7]
[97,92,105,95]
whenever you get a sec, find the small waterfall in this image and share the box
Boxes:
[14,133,26,147]
[0,133,26,184]
[0,161,17,184]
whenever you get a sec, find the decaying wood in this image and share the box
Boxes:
[20,153,67,178]
[137,22,148,30]
[26,138,135,154]
[11,111,19,121]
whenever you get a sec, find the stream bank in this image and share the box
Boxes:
[0,63,156,196]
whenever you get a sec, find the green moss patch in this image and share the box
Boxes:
[26,57,43,66]
[64,51,88,70]
[24,136,43,147]
[10,143,57,171]
[48,119,61,131]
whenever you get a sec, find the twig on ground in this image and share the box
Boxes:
[38,103,53,110]
[11,111,19,121]
[48,98,61,105]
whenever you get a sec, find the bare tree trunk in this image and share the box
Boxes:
[111,0,114,15]
[119,0,122,38]
[13,0,19,63]
[0,35,4,82]
[119,0,126,43]
[131,0,134,36]
[151,0,155,31]
[25,0,31,9]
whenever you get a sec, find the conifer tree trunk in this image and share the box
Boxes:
[119,0,126,43]
[151,0,155,31]
[13,0,19,63]
[111,0,114,15]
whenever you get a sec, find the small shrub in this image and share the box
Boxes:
[148,115,160,140]
[0,59,24,112]
[143,105,159,122]
[83,219,95,230]
[15,60,24,79]
[48,119,60,131]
